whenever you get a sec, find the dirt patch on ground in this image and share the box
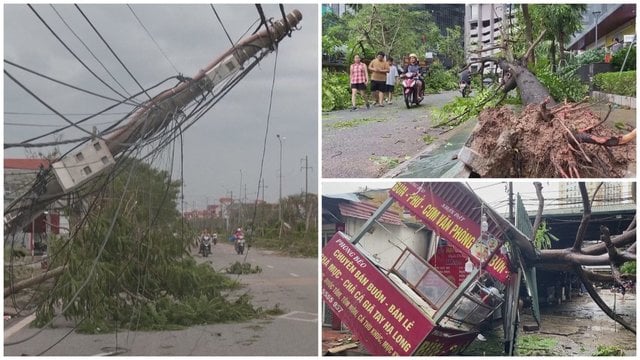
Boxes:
[465,102,635,178]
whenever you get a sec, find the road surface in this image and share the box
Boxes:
[4,242,318,356]
[322,91,459,178]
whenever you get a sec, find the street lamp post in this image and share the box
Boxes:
[276,134,284,239]
[593,11,601,49]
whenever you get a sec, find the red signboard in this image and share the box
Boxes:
[322,232,434,356]
[389,182,510,284]
[429,244,467,286]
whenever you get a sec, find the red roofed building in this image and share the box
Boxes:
[4,157,64,253]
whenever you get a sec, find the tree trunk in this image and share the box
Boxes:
[4,266,65,298]
[558,32,566,64]
[550,39,557,73]
[521,4,535,67]
[575,265,636,334]
[501,61,557,107]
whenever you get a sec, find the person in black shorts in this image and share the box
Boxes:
[368,51,390,106]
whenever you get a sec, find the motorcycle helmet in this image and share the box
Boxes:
[409,53,417,59]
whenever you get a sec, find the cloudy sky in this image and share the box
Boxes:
[4,3,318,209]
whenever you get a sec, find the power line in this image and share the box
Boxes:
[127,4,180,74]
[4,59,135,106]
[27,4,129,101]
[4,70,104,141]
[50,4,135,99]
[6,75,177,149]
[210,5,236,48]
[75,4,153,101]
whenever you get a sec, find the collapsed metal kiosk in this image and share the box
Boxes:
[322,182,535,355]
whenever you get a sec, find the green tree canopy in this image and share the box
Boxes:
[35,159,261,332]
[323,4,440,63]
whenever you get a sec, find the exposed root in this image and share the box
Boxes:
[463,101,635,177]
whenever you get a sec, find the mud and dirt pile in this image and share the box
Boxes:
[463,103,635,177]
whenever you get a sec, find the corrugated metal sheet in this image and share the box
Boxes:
[338,201,402,226]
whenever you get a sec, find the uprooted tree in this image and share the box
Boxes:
[513,182,636,333]
[456,5,635,178]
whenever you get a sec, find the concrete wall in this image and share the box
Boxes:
[591,91,636,108]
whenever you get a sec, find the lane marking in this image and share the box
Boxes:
[266,265,274,269]
[4,313,36,340]
[289,272,300,277]
[277,311,317,323]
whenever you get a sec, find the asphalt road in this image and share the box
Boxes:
[4,242,318,356]
[322,91,459,178]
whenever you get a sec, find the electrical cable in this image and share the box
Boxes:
[127,4,180,74]
[27,4,129,101]
[210,5,236,48]
[7,75,177,149]
[4,60,136,106]
[75,4,153,101]
[50,4,135,100]
[240,46,281,276]
[8,113,153,349]
[4,70,105,141]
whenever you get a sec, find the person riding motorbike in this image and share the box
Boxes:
[234,228,246,254]
[405,54,424,99]
[459,67,471,97]
[200,230,212,256]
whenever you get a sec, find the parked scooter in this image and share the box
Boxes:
[401,72,424,108]
[235,235,246,255]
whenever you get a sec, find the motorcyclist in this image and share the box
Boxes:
[460,67,471,87]
[234,227,246,254]
[200,230,212,255]
[405,54,424,99]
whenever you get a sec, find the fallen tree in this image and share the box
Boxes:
[454,14,635,178]
[516,182,636,333]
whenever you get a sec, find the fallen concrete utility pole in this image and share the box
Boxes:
[4,9,302,236]
[4,266,66,298]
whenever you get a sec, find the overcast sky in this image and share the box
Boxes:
[4,3,318,209]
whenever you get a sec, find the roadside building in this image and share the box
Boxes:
[464,4,516,73]
[4,158,64,253]
[567,4,636,51]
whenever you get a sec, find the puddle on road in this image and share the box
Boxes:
[462,289,636,356]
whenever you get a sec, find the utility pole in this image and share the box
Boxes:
[4,9,303,236]
[276,134,284,239]
[239,169,243,224]
[508,182,514,224]
[300,155,313,206]
[593,11,602,48]
[259,179,268,203]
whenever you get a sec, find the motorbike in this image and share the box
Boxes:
[459,81,471,98]
[200,237,211,257]
[401,72,424,108]
[235,235,246,255]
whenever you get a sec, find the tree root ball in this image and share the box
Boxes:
[464,103,635,178]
